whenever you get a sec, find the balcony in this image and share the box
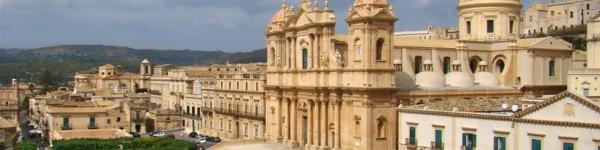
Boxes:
[88,123,99,129]
[148,90,161,95]
[404,138,418,149]
[213,108,265,120]
[430,141,444,150]
[0,106,17,111]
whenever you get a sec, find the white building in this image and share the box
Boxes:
[522,0,600,36]
[398,92,600,150]
[568,15,600,98]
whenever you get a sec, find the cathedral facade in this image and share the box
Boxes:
[265,0,574,150]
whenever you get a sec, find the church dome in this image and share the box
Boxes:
[474,61,499,87]
[270,7,287,24]
[474,72,499,87]
[416,72,445,89]
[445,71,474,88]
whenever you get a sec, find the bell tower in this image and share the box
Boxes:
[345,0,397,88]
[140,59,152,76]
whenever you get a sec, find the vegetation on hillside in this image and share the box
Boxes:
[528,24,587,50]
[51,137,197,150]
[0,45,266,85]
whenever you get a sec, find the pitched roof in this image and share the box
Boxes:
[514,91,600,117]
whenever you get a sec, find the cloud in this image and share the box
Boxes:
[0,0,536,51]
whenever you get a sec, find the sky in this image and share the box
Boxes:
[0,0,543,52]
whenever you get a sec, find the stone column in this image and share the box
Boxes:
[307,101,313,146]
[313,101,320,147]
[320,100,328,148]
[335,100,341,149]
[291,98,298,145]
[292,37,297,69]
[283,98,290,142]
[528,52,536,85]
[277,96,283,141]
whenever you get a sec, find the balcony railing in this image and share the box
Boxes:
[88,123,99,129]
[430,141,444,150]
[404,138,418,149]
[213,108,265,120]
[0,106,17,111]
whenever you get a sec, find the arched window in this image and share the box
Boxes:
[376,39,384,61]
[376,117,386,138]
[354,120,361,139]
[270,48,276,65]
[469,56,482,73]
[415,56,423,74]
[549,59,556,76]
[443,57,451,74]
[496,60,505,73]
[355,39,362,60]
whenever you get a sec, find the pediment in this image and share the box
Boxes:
[285,9,314,28]
[515,92,600,125]
[527,37,572,50]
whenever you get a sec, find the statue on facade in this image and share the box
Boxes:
[334,49,344,67]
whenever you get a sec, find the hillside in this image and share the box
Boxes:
[0,45,266,85]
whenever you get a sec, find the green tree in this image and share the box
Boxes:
[38,69,57,94]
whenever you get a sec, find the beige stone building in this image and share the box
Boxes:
[394,24,459,40]
[0,81,19,124]
[212,64,266,141]
[180,63,268,142]
[40,98,132,140]
[522,0,600,36]
[568,15,600,98]
[265,0,575,150]
[397,91,600,150]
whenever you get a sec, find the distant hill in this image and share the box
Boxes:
[0,45,266,85]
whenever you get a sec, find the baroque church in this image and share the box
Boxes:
[265,0,574,150]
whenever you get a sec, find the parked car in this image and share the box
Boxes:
[129,132,141,138]
[152,132,165,137]
[196,136,207,144]
[188,132,198,138]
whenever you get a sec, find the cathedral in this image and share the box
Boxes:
[265,0,574,150]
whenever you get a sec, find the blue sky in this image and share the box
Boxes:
[0,0,543,51]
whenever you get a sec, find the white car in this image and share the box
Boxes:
[197,136,207,144]
[153,132,166,137]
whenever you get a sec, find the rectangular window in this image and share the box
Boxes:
[409,127,416,145]
[551,11,555,16]
[487,20,494,33]
[63,118,70,129]
[570,11,574,18]
[563,142,574,150]
[587,4,590,10]
[434,129,443,149]
[532,139,542,150]
[584,88,590,97]
[302,48,308,69]
[494,137,506,150]
[462,133,477,150]
[466,21,472,34]
[549,60,556,77]
[509,20,515,34]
